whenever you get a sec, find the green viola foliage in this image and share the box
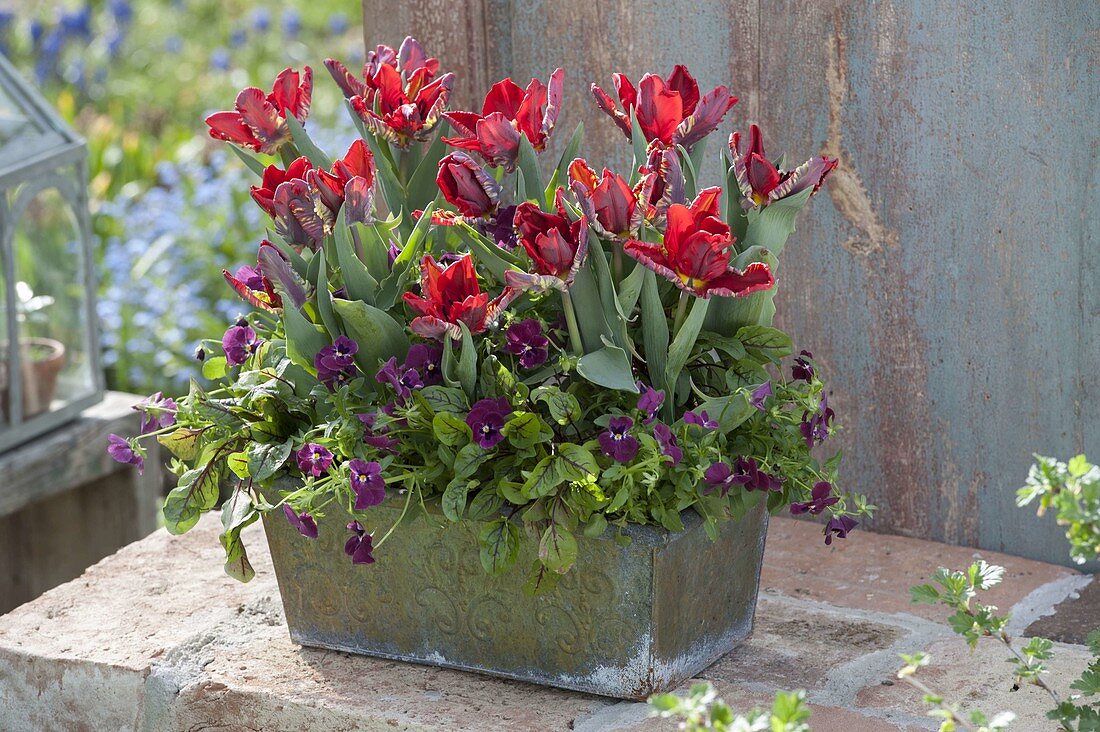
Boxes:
[648,682,812,732]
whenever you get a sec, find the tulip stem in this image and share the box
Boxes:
[612,246,623,283]
[672,290,690,338]
[561,290,584,356]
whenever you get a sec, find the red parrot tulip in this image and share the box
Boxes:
[504,192,588,293]
[623,191,774,298]
[568,158,639,239]
[730,124,838,208]
[403,254,517,340]
[436,152,502,219]
[327,37,453,148]
[443,68,564,171]
[206,67,312,154]
[591,65,735,151]
[250,156,313,218]
[307,139,376,224]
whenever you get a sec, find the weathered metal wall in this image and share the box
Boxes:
[362,0,1099,567]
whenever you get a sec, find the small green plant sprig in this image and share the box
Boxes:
[648,682,811,732]
[908,561,1100,731]
[1018,455,1100,566]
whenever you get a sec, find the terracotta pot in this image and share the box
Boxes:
[262,482,769,700]
[0,337,66,419]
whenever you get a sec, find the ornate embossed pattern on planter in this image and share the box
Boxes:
[262,493,769,699]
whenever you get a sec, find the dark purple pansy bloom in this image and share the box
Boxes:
[636,382,665,425]
[466,396,513,449]
[357,412,400,453]
[315,336,359,390]
[135,391,177,434]
[599,416,639,463]
[349,459,386,509]
[750,381,772,411]
[479,204,518,250]
[403,343,444,386]
[505,319,549,368]
[106,433,144,474]
[734,456,784,492]
[222,323,263,366]
[282,504,319,538]
[652,422,682,465]
[683,409,719,430]
[792,350,815,382]
[790,481,839,515]
[375,356,423,402]
[824,515,858,545]
[703,462,749,497]
[800,394,835,448]
[296,443,333,477]
[344,521,376,564]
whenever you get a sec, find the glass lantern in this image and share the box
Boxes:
[0,54,103,452]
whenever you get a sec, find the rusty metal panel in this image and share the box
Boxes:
[359,0,1098,566]
[263,497,769,699]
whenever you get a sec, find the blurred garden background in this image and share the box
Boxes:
[2,0,361,395]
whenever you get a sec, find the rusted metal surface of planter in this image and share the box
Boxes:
[262,495,769,699]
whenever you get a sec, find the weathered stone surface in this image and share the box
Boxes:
[762,517,1080,621]
[704,596,906,690]
[855,637,1095,730]
[1024,575,1099,645]
[0,511,1092,730]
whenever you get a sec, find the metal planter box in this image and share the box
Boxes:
[262,496,769,699]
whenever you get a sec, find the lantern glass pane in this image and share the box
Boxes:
[0,269,8,426]
[0,76,65,163]
[7,178,95,420]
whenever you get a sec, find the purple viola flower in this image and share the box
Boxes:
[344,521,375,564]
[824,515,858,545]
[683,409,719,430]
[703,462,749,497]
[505,319,549,368]
[750,381,773,411]
[479,204,518,250]
[734,456,784,492]
[800,395,835,448]
[315,336,359,390]
[790,481,840,516]
[296,443,333,477]
[466,397,513,449]
[792,350,815,382]
[106,434,144,474]
[357,413,400,453]
[599,416,639,463]
[135,392,177,434]
[282,505,319,539]
[222,323,263,366]
[636,382,666,425]
[652,422,682,465]
[375,356,423,402]
[403,343,444,386]
[349,459,386,510]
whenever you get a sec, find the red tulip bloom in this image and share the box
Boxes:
[568,158,639,239]
[504,191,588,293]
[403,254,518,340]
[250,156,313,218]
[329,38,453,148]
[730,124,838,208]
[308,139,376,224]
[443,68,564,171]
[206,67,312,154]
[623,192,774,299]
[223,240,283,312]
[273,178,333,251]
[633,144,685,228]
[591,65,735,151]
[436,152,501,219]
